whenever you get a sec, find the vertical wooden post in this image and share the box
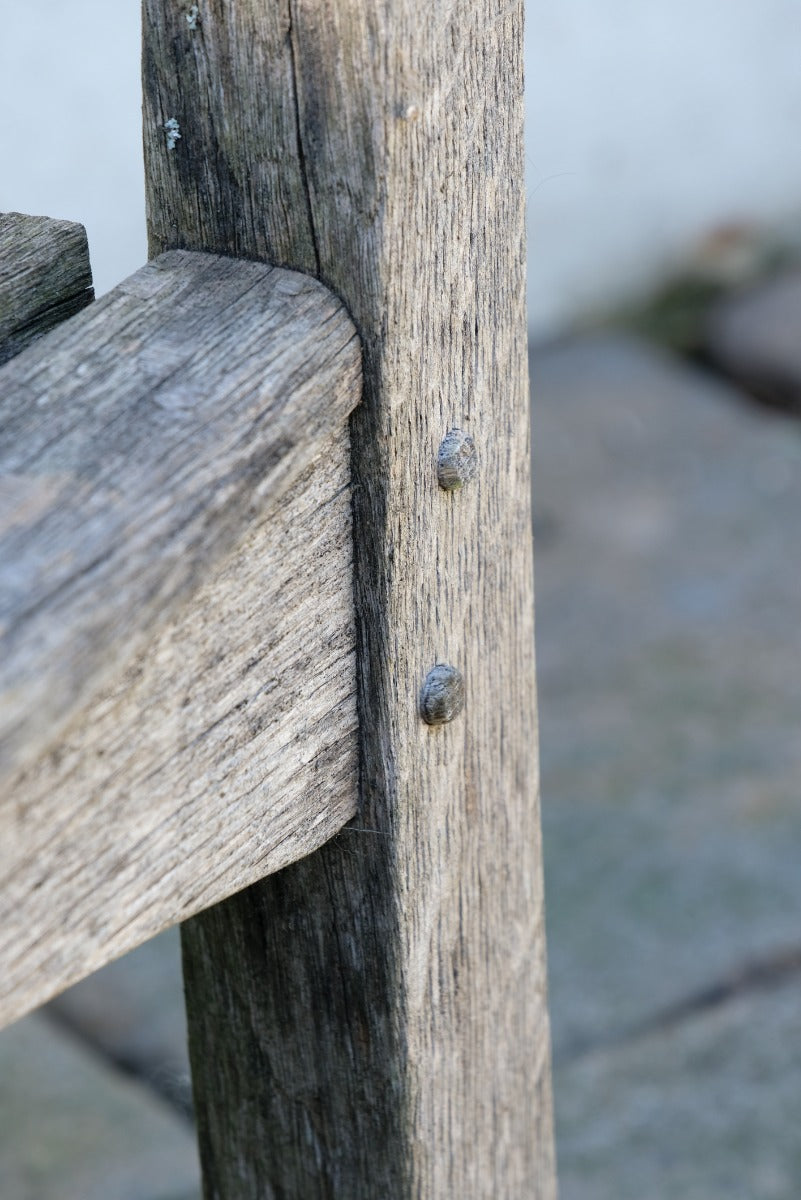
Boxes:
[143,0,556,1194]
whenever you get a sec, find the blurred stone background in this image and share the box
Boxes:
[3,2,801,1196]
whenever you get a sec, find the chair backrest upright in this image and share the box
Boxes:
[144,0,556,1194]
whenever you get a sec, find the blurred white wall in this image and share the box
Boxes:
[525,0,801,334]
[0,2,144,297]
[3,0,801,334]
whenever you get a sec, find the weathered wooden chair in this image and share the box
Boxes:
[0,1,555,1194]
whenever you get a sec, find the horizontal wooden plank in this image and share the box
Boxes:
[0,251,362,1025]
[0,212,93,364]
[0,249,360,782]
[0,444,358,1027]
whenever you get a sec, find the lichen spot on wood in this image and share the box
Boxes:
[164,118,181,150]
[420,664,465,725]
[186,5,199,29]
[437,429,478,490]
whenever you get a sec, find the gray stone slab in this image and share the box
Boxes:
[704,268,801,411]
[531,334,801,1057]
[554,978,801,1200]
[0,1012,199,1200]
[47,929,191,1114]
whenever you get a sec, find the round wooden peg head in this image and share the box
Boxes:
[420,663,465,725]
[437,429,477,491]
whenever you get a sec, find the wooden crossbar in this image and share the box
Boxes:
[0,247,362,1026]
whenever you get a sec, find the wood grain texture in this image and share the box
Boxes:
[0,212,93,364]
[0,249,359,782]
[144,1,556,1195]
[0,250,361,1025]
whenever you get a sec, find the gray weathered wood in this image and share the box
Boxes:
[0,250,361,1026]
[0,212,93,364]
[0,249,359,783]
[144,1,556,1195]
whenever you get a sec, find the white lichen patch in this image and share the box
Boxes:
[164,117,181,150]
[186,4,199,29]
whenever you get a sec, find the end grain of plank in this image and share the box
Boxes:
[0,212,93,364]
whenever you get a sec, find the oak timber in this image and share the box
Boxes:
[0,213,93,365]
[144,0,556,1195]
[0,250,361,1025]
[0,250,359,783]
